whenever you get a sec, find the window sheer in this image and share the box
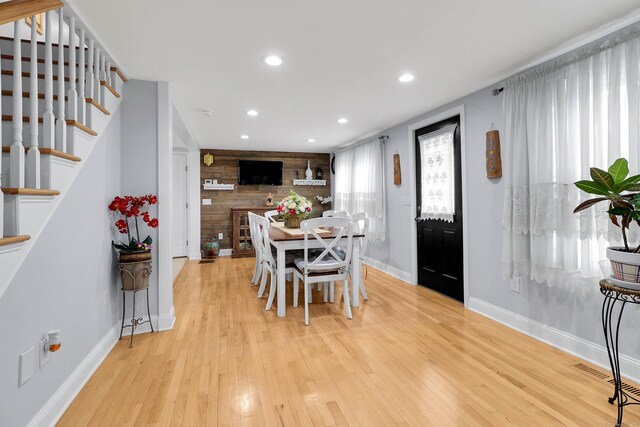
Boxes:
[334,139,386,241]
[418,125,457,223]
[502,34,640,289]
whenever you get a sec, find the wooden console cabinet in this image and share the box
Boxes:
[231,207,274,258]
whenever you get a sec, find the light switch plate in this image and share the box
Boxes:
[19,346,35,386]
[39,338,50,368]
[218,233,224,240]
[202,199,212,206]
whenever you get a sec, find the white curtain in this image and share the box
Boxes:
[418,125,457,223]
[334,139,386,241]
[502,33,640,289]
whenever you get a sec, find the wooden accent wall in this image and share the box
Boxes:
[200,150,332,250]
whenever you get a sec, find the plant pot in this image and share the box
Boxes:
[284,216,302,229]
[118,260,152,291]
[607,246,640,286]
[119,250,152,263]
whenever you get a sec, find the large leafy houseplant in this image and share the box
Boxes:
[573,158,640,253]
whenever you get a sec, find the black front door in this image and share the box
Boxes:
[415,115,463,302]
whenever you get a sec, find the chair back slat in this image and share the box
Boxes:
[254,214,275,268]
[351,212,370,256]
[322,210,349,218]
[300,217,353,273]
[264,210,280,223]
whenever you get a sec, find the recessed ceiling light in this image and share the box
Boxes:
[264,55,283,66]
[240,135,249,139]
[337,118,348,124]
[246,109,259,116]
[307,138,316,143]
[200,109,213,116]
[398,73,415,83]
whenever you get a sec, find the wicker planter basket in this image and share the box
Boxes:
[284,215,302,229]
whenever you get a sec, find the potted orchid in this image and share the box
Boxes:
[574,158,640,288]
[109,194,159,262]
[277,190,313,228]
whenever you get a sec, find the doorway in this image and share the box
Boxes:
[414,115,464,302]
[172,153,188,258]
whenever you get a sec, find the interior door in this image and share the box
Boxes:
[172,153,188,257]
[415,116,463,302]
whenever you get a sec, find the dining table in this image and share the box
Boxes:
[268,223,364,317]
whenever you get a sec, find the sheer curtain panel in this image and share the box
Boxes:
[334,139,386,241]
[502,31,640,289]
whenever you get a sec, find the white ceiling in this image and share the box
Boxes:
[68,0,640,153]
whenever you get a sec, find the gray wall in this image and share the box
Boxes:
[367,85,640,361]
[120,80,160,319]
[0,110,122,427]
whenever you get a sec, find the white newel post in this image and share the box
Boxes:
[55,7,67,153]
[67,17,77,122]
[26,15,40,189]
[10,21,25,188]
[77,28,85,124]
[42,11,55,150]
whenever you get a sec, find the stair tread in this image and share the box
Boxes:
[1,146,81,162]
[66,120,97,136]
[1,89,65,100]
[1,188,60,196]
[0,36,87,50]
[1,69,72,81]
[0,235,30,246]
[100,80,120,98]
[2,114,43,123]
[86,98,110,115]
[110,67,127,82]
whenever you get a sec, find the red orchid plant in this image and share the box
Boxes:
[108,194,158,252]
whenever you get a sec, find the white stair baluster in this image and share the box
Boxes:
[42,11,54,150]
[94,47,101,106]
[26,15,40,188]
[107,60,112,87]
[87,38,94,101]
[10,21,25,188]
[77,28,85,124]
[67,17,77,122]
[55,7,66,153]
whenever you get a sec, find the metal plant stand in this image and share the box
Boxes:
[118,261,154,348]
[600,279,640,426]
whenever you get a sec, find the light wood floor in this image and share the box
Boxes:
[59,258,640,426]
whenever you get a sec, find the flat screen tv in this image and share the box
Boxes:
[238,160,283,186]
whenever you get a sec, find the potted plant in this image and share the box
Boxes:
[109,194,159,262]
[574,158,640,287]
[277,190,312,228]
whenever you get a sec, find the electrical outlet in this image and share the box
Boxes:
[218,232,224,240]
[511,277,521,293]
[19,346,35,385]
[39,338,50,368]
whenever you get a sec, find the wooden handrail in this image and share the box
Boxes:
[0,0,62,26]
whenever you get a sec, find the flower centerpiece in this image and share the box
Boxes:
[109,194,159,262]
[277,190,312,228]
[573,158,640,288]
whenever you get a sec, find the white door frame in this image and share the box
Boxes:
[407,104,469,307]
[172,152,189,257]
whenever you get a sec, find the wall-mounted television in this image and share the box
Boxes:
[238,160,283,186]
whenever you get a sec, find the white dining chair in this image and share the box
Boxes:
[351,212,370,300]
[255,214,297,310]
[293,217,354,326]
[322,210,348,218]
[264,210,280,223]
[248,212,263,285]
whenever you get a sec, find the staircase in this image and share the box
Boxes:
[0,0,126,295]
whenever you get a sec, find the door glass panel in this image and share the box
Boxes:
[418,124,457,223]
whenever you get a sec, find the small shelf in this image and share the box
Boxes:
[203,184,235,191]
[293,179,326,186]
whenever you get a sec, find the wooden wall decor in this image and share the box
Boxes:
[203,152,214,166]
[486,130,502,178]
[201,150,331,250]
[393,153,402,185]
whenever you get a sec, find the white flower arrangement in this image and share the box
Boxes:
[277,190,313,218]
[315,195,333,205]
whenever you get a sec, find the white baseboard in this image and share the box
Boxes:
[468,297,640,384]
[219,249,232,257]
[128,306,176,335]
[27,325,120,427]
[364,257,413,284]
